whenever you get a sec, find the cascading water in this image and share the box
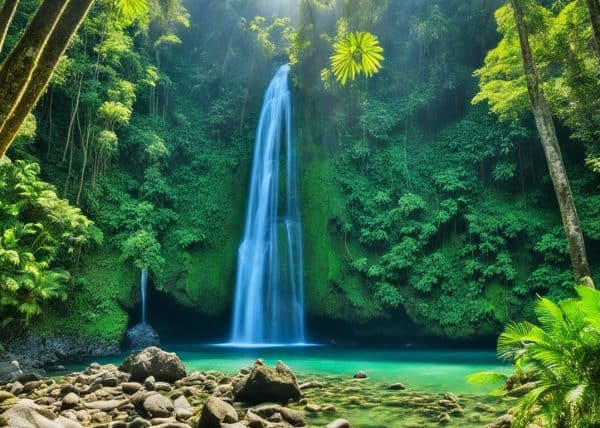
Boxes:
[230,64,306,345]
[140,267,148,323]
[125,267,160,349]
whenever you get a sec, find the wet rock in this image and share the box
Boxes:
[388,383,405,390]
[10,381,23,395]
[233,361,300,404]
[198,396,238,428]
[0,390,15,403]
[299,381,325,390]
[62,392,80,409]
[122,381,143,394]
[125,323,160,350]
[119,347,186,383]
[352,371,368,379]
[485,414,515,428]
[92,411,112,423]
[245,410,269,427]
[322,405,336,413]
[438,412,451,424]
[326,419,351,428]
[476,402,499,413]
[279,406,306,426]
[144,375,156,391]
[305,403,321,412]
[143,393,174,418]
[444,393,459,403]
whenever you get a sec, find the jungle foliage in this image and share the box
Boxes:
[1,0,600,344]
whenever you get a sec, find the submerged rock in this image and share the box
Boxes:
[352,371,368,379]
[119,347,186,383]
[126,323,160,350]
[326,418,351,428]
[233,361,301,404]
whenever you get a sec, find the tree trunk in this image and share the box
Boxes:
[587,0,600,59]
[511,0,594,288]
[0,0,19,53]
[0,0,68,139]
[0,0,94,158]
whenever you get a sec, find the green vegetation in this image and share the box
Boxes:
[470,287,600,427]
[0,0,599,352]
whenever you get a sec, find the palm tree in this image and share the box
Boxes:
[470,287,600,427]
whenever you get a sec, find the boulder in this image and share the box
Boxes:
[0,399,83,428]
[122,381,143,394]
[198,395,238,428]
[119,347,186,383]
[143,393,174,418]
[233,361,301,404]
[126,323,160,350]
[0,360,22,384]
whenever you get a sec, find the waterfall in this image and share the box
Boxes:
[230,64,306,345]
[140,267,148,324]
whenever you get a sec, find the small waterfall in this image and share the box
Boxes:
[230,64,306,345]
[125,267,159,349]
[140,267,148,324]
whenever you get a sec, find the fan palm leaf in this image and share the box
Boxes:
[331,31,384,85]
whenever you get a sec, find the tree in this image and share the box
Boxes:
[509,0,593,287]
[586,0,600,57]
[0,0,95,157]
[0,0,19,53]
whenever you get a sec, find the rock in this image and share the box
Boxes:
[125,323,160,350]
[485,414,515,428]
[233,361,301,404]
[92,411,112,423]
[143,393,174,418]
[246,410,269,427]
[444,393,459,403]
[475,402,498,413]
[322,405,336,413]
[305,403,321,412]
[326,419,351,428]
[85,399,128,412]
[438,413,451,424]
[221,423,247,428]
[155,381,171,392]
[127,416,152,428]
[198,396,238,428]
[62,392,80,409]
[0,399,83,428]
[0,360,22,384]
[299,381,325,390]
[438,399,457,409]
[122,381,143,394]
[388,383,405,390]
[279,407,306,426]
[0,390,15,403]
[119,347,186,383]
[10,381,23,395]
[60,384,81,396]
[352,371,368,379]
[173,395,191,410]
[5,335,119,368]
[507,382,538,398]
[144,375,156,391]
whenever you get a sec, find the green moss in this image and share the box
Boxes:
[31,246,136,344]
[301,144,384,322]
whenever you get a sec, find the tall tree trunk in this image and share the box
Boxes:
[0,0,94,158]
[586,0,600,59]
[511,0,594,288]
[0,0,19,53]
[0,0,68,139]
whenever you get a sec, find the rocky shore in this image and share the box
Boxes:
[0,346,512,428]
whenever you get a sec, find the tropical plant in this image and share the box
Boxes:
[0,159,99,328]
[469,287,600,428]
[330,31,384,85]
